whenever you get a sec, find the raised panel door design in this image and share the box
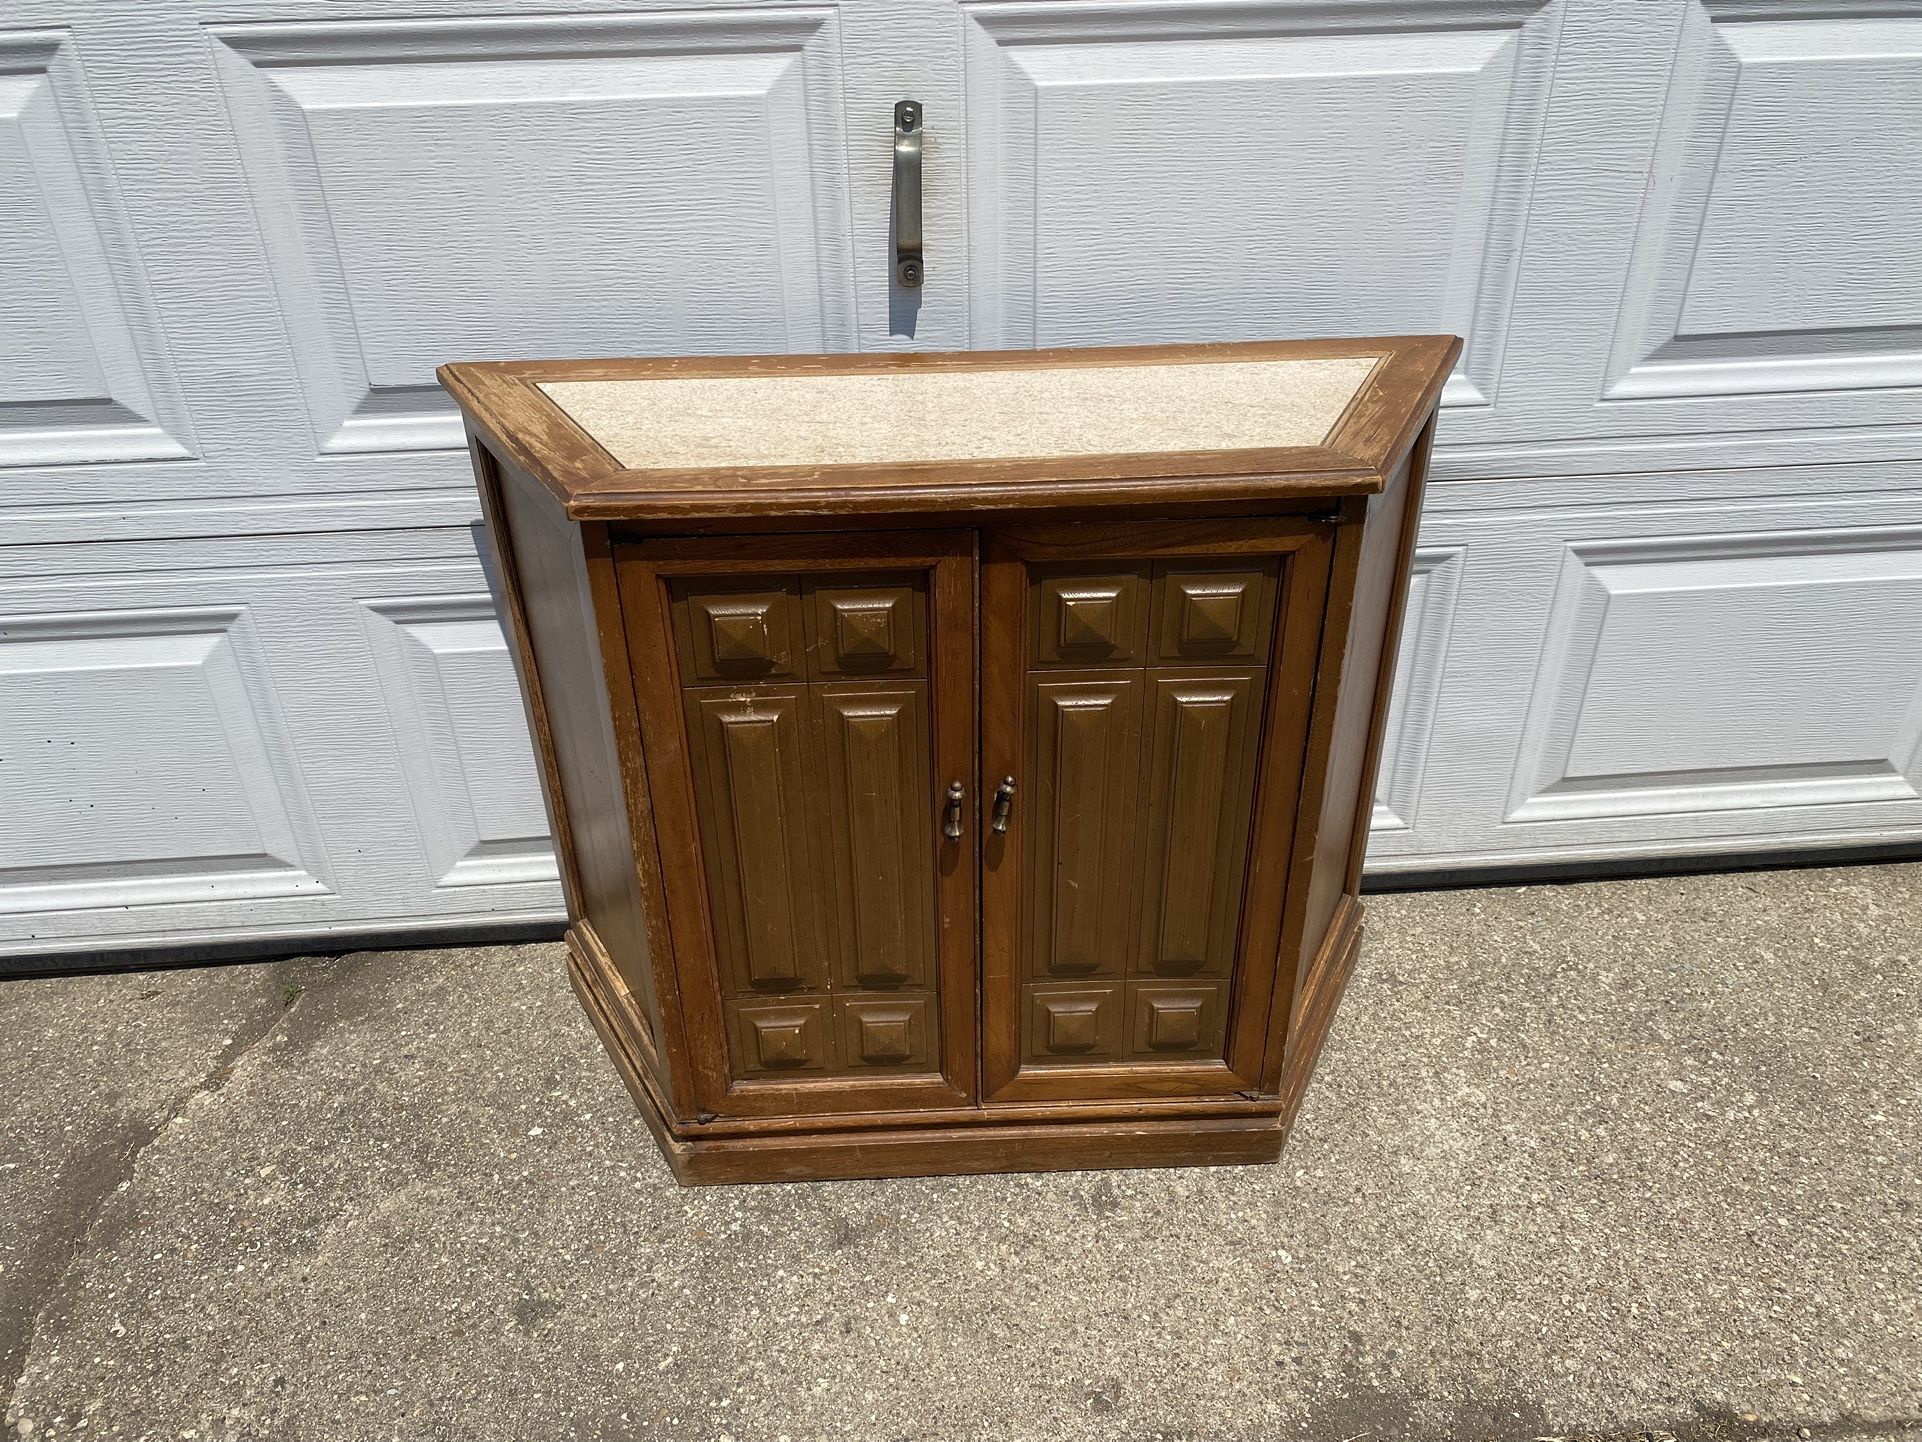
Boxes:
[728,998,830,1076]
[682,686,827,995]
[1152,565,1278,663]
[627,538,973,1112]
[0,29,192,467]
[1130,982,1227,1059]
[1135,671,1264,980]
[357,594,555,890]
[1607,5,1922,402]
[0,606,331,916]
[1032,567,1150,666]
[1024,983,1125,1065]
[983,520,1331,1102]
[960,0,1560,409]
[209,11,854,453]
[834,994,936,1072]
[816,684,936,989]
[1023,675,1146,980]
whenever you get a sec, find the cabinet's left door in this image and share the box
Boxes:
[615,532,977,1120]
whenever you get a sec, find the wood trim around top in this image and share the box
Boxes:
[437,336,1461,524]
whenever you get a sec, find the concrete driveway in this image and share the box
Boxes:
[2,864,1917,1442]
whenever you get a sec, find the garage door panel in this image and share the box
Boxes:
[0,605,331,918]
[1366,475,1922,871]
[357,594,556,891]
[1371,546,1466,837]
[0,29,193,468]
[960,0,1561,420]
[1605,6,1922,404]
[210,9,855,456]
[1510,533,1922,822]
[0,531,564,955]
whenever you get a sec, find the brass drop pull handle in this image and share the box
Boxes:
[942,781,965,840]
[893,100,924,288]
[990,776,1017,834]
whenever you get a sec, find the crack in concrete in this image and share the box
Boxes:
[0,958,327,1421]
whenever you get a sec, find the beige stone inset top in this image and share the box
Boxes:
[539,355,1381,473]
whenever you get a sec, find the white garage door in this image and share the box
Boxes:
[4,0,1920,959]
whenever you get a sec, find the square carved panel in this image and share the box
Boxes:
[805,575,926,676]
[1032,567,1149,665]
[834,993,936,1073]
[672,580,801,681]
[1152,562,1279,662]
[1023,983,1125,1064]
[1129,982,1226,1059]
[728,999,829,1077]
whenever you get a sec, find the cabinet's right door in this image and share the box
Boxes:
[981,519,1334,1102]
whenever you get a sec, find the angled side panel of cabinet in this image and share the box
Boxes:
[1264,422,1438,1111]
[615,531,978,1120]
[469,441,689,1115]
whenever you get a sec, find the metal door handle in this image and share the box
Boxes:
[990,776,1016,834]
[943,780,965,840]
[893,100,923,288]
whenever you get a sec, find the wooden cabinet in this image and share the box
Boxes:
[441,336,1457,1183]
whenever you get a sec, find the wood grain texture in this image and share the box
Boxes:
[1277,895,1365,1134]
[457,339,1448,1182]
[982,518,1334,1106]
[669,1110,1288,1185]
[681,685,826,995]
[480,444,682,1102]
[816,683,937,990]
[614,530,976,1118]
[1258,425,1433,1093]
[440,337,1458,522]
[1135,670,1264,980]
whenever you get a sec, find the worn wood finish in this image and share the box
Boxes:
[451,337,1456,1184]
[615,529,977,1119]
[439,337,1455,523]
[981,518,1334,1105]
[476,443,694,1110]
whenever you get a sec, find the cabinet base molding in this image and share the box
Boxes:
[1278,895,1366,1130]
[565,910,1381,1184]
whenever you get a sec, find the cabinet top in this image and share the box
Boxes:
[438,336,1459,522]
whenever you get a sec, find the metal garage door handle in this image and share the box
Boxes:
[893,100,924,288]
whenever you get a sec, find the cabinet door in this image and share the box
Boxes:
[982,520,1334,1102]
[617,532,976,1119]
